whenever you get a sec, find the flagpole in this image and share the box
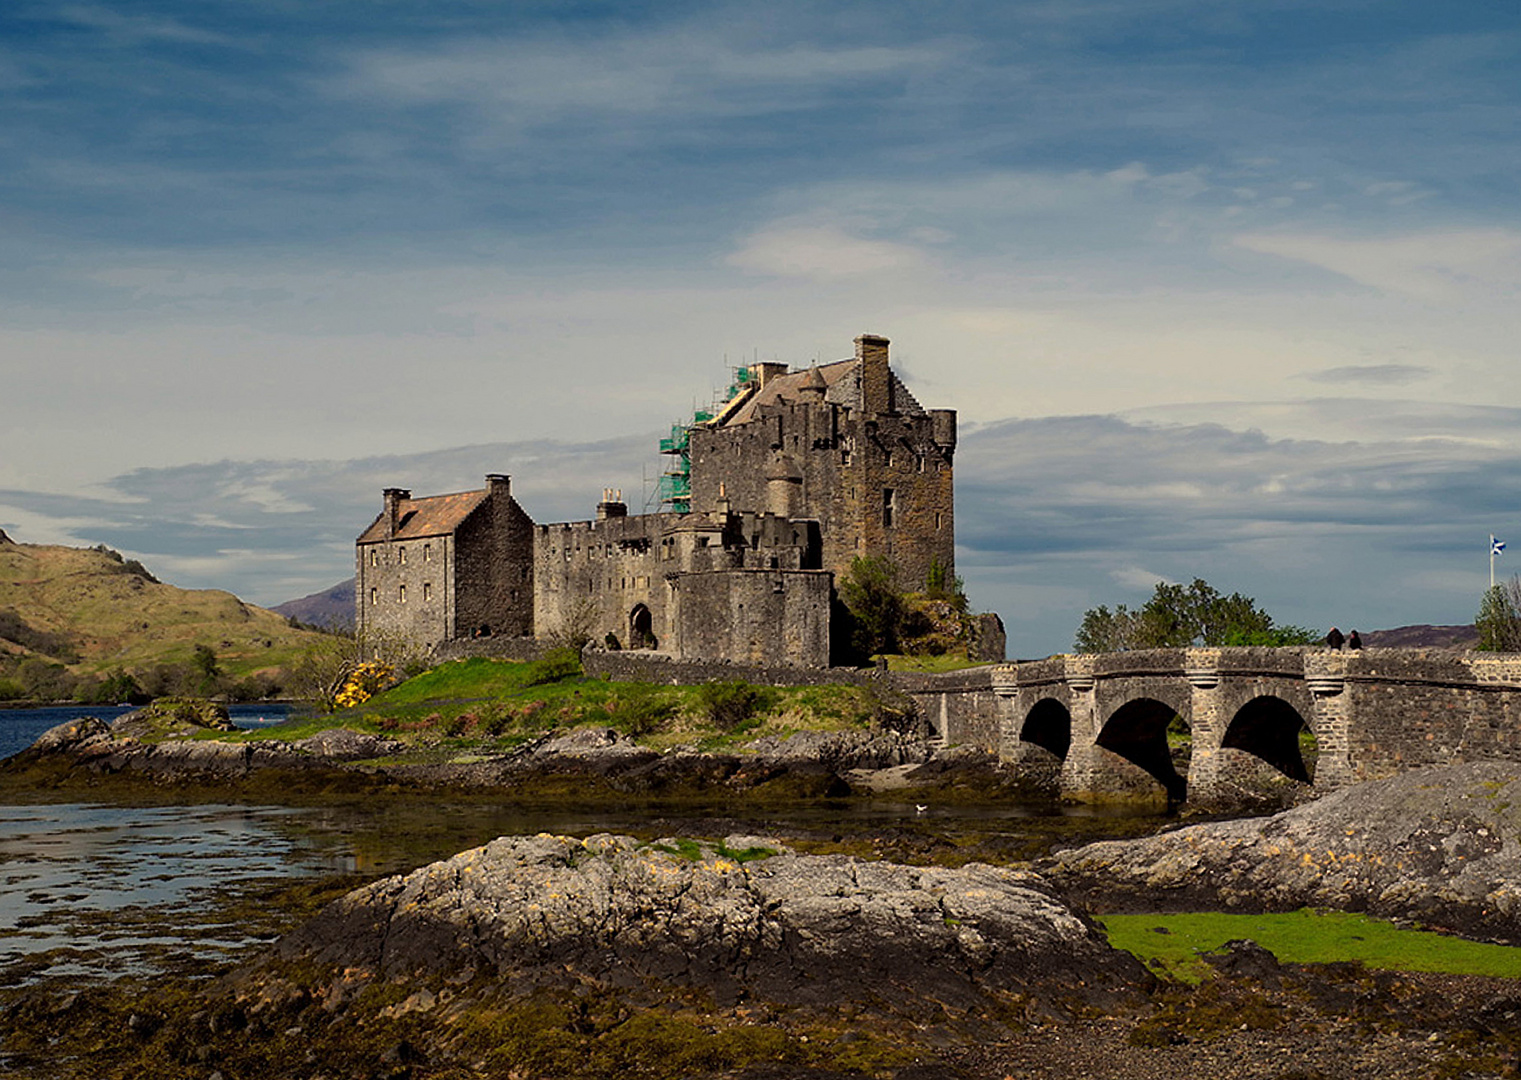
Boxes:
[1493,535,1497,590]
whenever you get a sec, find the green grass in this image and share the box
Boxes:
[1101,909,1521,982]
[244,656,880,752]
[881,653,988,673]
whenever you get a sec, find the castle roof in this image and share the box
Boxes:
[357,488,488,544]
[719,357,925,426]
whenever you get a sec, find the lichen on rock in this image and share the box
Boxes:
[268,832,1147,1020]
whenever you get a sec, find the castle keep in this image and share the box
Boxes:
[355,334,956,666]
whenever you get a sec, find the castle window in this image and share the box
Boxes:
[882,489,896,528]
[424,543,432,562]
[886,452,894,469]
[936,512,943,530]
[841,449,851,465]
[423,582,432,602]
[398,547,406,565]
[369,549,378,567]
[917,455,926,473]
[370,587,378,605]
[398,584,407,603]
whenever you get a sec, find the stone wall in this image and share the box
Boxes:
[453,481,535,639]
[668,568,832,666]
[355,533,454,645]
[1339,650,1521,780]
[532,513,671,650]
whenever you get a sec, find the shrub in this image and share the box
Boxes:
[697,680,772,731]
[525,647,582,686]
[333,660,396,709]
[609,690,676,737]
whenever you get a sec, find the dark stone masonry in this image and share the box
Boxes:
[355,334,962,668]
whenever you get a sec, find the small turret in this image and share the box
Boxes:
[766,453,803,517]
[799,366,827,401]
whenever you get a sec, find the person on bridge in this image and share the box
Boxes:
[1347,630,1363,650]
[1324,626,1345,649]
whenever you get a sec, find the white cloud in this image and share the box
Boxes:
[1111,566,1170,591]
[334,33,950,126]
[1233,229,1521,300]
[725,223,929,279]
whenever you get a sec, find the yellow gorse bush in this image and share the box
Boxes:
[334,660,396,709]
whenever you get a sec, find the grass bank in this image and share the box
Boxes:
[235,654,897,754]
[1102,909,1521,981]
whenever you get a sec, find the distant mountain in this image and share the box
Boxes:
[272,578,355,630]
[0,534,328,676]
[1360,624,1479,649]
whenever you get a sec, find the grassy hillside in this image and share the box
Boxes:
[0,538,330,684]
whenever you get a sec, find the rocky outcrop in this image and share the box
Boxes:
[12,717,1015,798]
[112,698,235,738]
[1043,760,1521,943]
[272,833,1146,1018]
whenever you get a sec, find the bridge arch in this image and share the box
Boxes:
[1097,697,1188,802]
[1222,695,1314,783]
[1019,698,1071,760]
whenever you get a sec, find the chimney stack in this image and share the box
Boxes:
[596,488,628,520]
[855,333,891,415]
[382,488,410,537]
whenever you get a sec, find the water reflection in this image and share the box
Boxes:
[0,796,1162,986]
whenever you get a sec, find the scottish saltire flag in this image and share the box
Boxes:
[1494,536,1507,557]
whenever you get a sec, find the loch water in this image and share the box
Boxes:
[0,703,1165,987]
[0,702,290,761]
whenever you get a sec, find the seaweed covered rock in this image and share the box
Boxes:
[111,697,235,738]
[1044,761,1521,943]
[271,833,1146,1019]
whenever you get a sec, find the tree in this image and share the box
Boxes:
[839,556,905,656]
[191,644,224,697]
[1476,578,1521,652]
[1074,578,1316,652]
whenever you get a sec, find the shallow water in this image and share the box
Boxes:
[0,794,1158,985]
[0,703,289,761]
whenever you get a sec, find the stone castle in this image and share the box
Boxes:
[355,334,957,666]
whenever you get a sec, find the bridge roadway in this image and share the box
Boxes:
[984,647,1521,808]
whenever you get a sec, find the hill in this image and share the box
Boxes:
[1361,624,1478,649]
[0,534,329,692]
[271,578,355,630]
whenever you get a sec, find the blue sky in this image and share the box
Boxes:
[2,1,1519,658]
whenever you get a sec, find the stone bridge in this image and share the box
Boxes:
[987,647,1521,808]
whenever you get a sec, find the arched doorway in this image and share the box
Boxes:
[1097,697,1189,802]
[1222,696,1315,782]
[1020,698,1072,760]
[629,604,655,649]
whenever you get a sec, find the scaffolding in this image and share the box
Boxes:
[656,366,756,514]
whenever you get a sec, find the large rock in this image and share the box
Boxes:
[29,715,112,753]
[275,833,1146,1017]
[1043,761,1521,943]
